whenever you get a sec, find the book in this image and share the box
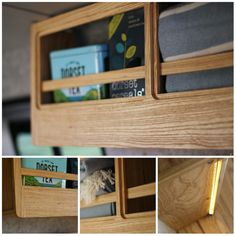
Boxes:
[21,158,67,188]
[109,9,145,98]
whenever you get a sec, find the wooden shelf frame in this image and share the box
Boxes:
[33,2,152,108]
[80,158,156,233]
[31,3,233,149]
[13,158,78,218]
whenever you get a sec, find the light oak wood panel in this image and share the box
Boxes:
[21,186,77,217]
[80,211,156,233]
[158,158,189,175]
[198,210,231,233]
[152,3,160,97]
[144,3,153,96]
[13,158,78,218]
[32,88,233,149]
[216,158,233,232]
[179,210,232,233]
[161,52,233,76]
[13,159,23,218]
[158,159,216,230]
[179,158,233,233]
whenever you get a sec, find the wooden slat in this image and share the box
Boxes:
[80,192,116,209]
[42,66,145,92]
[22,186,78,217]
[21,168,78,181]
[161,51,233,75]
[144,3,153,97]
[127,182,155,199]
[80,211,155,233]
[152,3,160,98]
[80,182,156,208]
[36,3,146,36]
[13,159,23,218]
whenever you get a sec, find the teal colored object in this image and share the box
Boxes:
[50,45,108,102]
[21,158,67,188]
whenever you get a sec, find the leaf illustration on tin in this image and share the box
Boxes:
[125,45,136,59]
[121,33,127,42]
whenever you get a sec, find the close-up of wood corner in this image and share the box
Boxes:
[158,158,233,233]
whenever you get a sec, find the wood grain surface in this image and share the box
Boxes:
[13,158,78,218]
[80,158,156,233]
[21,168,78,181]
[158,159,217,230]
[32,88,233,149]
[161,52,233,76]
[22,186,77,217]
[80,211,156,233]
[178,158,233,233]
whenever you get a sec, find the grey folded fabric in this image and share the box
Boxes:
[166,67,233,93]
[80,203,116,219]
[159,3,233,61]
[159,3,233,92]
[80,158,114,181]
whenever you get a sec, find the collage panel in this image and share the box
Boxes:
[1,1,234,235]
[2,2,233,156]
[158,157,233,234]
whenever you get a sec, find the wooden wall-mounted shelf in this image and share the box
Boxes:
[80,158,156,233]
[31,3,233,149]
[158,158,228,231]
[13,158,78,218]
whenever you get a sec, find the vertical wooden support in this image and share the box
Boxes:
[115,158,126,218]
[144,3,153,97]
[152,3,160,98]
[120,158,127,216]
[13,158,23,217]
